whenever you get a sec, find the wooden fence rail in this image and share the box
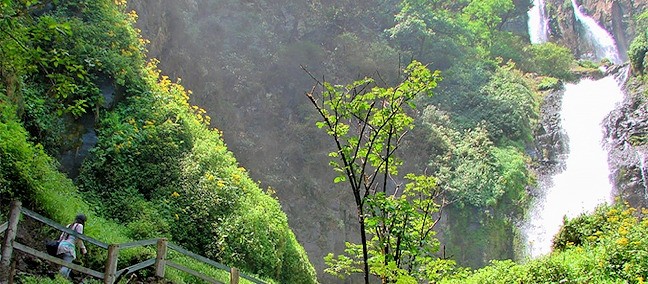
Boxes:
[0,201,266,284]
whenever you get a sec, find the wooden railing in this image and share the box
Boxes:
[0,201,266,284]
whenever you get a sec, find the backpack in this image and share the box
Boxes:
[45,240,59,256]
[45,223,77,256]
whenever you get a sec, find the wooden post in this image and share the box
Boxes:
[229,267,239,284]
[154,238,167,278]
[0,201,21,284]
[8,259,15,284]
[103,244,119,284]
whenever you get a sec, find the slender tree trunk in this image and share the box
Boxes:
[358,206,369,284]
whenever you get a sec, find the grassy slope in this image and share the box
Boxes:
[0,0,316,283]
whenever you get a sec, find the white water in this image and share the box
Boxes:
[524,77,624,257]
[570,0,622,64]
[528,0,549,44]
[639,152,648,199]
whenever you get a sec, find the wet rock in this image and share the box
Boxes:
[605,72,648,208]
[533,87,568,177]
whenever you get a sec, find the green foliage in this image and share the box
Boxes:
[0,0,147,156]
[433,124,531,209]
[461,0,514,47]
[418,102,533,267]
[553,204,648,282]
[313,61,440,186]
[576,59,601,69]
[446,127,503,207]
[631,11,648,75]
[629,28,648,74]
[442,203,648,283]
[519,42,575,80]
[537,76,561,91]
[478,64,539,143]
[18,274,101,284]
[488,31,528,64]
[310,61,450,282]
[0,91,140,274]
[1,1,317,283]
[324,174,455,282]
[388,1,474,71]
[76,63,316,283]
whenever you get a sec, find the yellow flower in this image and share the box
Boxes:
[232,173,241,183]
[616,237,629,246]
[171,191,180,198]
[618,226,629,236]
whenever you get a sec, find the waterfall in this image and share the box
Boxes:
[523,1,627,257]
[528,0,549,44]
[639,152,648,200]
[570,0,622,64]
[524,76,624,258]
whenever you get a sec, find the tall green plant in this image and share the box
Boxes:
[307,61,449,283]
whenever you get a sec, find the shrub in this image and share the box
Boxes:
[520,42,575,80]
[628,28,648,74]
[478,64,539,143]
[537,76,561,90]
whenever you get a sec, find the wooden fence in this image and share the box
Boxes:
[0,201,266,284]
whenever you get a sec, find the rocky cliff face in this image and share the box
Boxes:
[127,1,360,281]
[531,87,568,178]
[545,0,648,62]
[605,66,648,209]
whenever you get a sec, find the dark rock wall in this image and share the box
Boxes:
[605,66,648,209]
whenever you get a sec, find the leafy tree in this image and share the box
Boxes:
[519,42,575,80]
[461,0,514,47]
[445,127,504,207]
[306,61,449,283]
[478,63,539,143]
[387,0,473,70]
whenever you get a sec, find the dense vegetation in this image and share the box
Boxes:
[2,0,647,283]
[129,0,583,274]
[0,0,316,283]
[442,203,648,284]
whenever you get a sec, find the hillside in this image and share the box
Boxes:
[0,1,316,283]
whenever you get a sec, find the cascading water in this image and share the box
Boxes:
[639,152,648,200]
[570,0,622,64]
[528,0,549,44]
[523,1,626,257]
[524,77,624,257]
